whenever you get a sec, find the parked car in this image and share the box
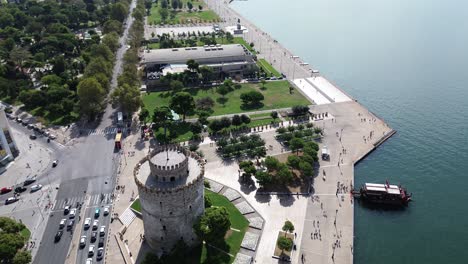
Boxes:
[14,186,27,193]
[29,134,37,140]
[23,177,36,186]
[5,197,18,205]
[84,218,91,229]
[69,208,76,218]
[30,184,42,192]
[80,236,87,248]
[97,247,104,260]
[99,226,105,236]
[59,219,66,229]
[88,245,95,257]
[0,187,12,194]
[54,231,63,242]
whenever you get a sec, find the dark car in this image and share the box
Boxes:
[14,186,27,193]
[98,237,104,247]
[91,232,97,242]
[23,177,36,186]
[29,134,37,140]
[54,231,63,242]
[97,247,104,260]
[67,219,75,230]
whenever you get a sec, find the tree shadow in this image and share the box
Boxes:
[254,192,272,204]
[278,194,296,207]
[240,102,264,110]
[216,97,228,106]
[238,176,257,195]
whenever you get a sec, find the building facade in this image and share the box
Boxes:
[0,108,19,167]
[134,145,205,254]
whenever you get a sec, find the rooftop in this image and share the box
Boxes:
[143,44,251,64]
[150,150,186,167]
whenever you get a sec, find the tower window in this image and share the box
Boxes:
[163,225,166,230]
[170,177,175,182]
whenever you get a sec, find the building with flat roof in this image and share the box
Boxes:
[0,107,19,167]
[143,44,257,87]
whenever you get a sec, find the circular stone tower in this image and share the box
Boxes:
[134,145,205,254]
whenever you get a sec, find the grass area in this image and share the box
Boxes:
[130,198,141,213]
[20,227,31,241]
[147,37,252,51]
[249,117,275,127]
[154,122,194,142]
[258,59,281,77]
[142,81,310,117]
[148,2,220,25]
[249,112,271,119]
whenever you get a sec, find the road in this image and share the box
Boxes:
[32,0,138,263]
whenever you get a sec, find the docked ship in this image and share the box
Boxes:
[357,182,412,206]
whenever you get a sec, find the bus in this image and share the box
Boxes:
[115,132,122,149]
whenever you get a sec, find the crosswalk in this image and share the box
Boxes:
[53,193,113,211]
[119,207,137,227]
[81,127,120,136]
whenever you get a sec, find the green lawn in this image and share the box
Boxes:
[258,59,281,77]
[142,81,310,118]
[249,117,276,127]
[148,2,220,25]
[147,37,253,51]
[20,227,31,241]
[154,122,194,142]
[130,199,141,213]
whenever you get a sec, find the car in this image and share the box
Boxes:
[103,207,109,216]
[0,187,12,194]
[99,226,105,236]
[54,231,63,242]
[94,208,100,218]
[67,219,75,230]
[98,237,104,247]
[29,134,37,140]
[80,236,87,248]
[44,131,50,137]
[97,247,104,260]
[84,218,91,229]
[5,197,18,205]
[69,208,76,218]
[91,231,97,242]
[27,124,34,129]
[23,177,36,186]
[86,258,93,264]
[30,184,42,192]
[14,186,27,193]
[48,134,56,140]
[52,160,58,167]
[33,126,40,132]
[64,205,70,215]
[92,220,99,230]
[88,245,95,257]
[270,76,278,80]
[59,219,66,229]
[16,118,22,123]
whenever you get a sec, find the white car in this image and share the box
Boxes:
[86,258,93,264]
[59,219,66,229]
[103,207,109,216]
[30,184,42,192]
[99,226,106,236]
[92,220,99,230]
[84,218,91,229]
[64,205,70,214]
[88,245,95,257]
[80,236,87,248]
[69,208,76,218]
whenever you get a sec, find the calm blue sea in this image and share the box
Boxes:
[231,0,468,263]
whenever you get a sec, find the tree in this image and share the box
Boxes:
[289,137,304,154]
[198,4,203,11]
[178,0,183,9]
[216,85,229,105]
[240,114,250,124]
[276,164,293,183]
[299,161,313,177]
[111,84,143,114]
[282,220,295,234]
[187,1,193,11]
[231,115,242,126]
[194,207,231,243]
[226,32,233,43]
[102,32,120,53]
[264,156,280,172]
[9,46,31,70]
[199,66,213,83]
[292,105,310,116]
[77,78,105,119]
[204,195,212,208]
[161,0,168,9]
[153,106,173,126]
[255,171,272,187]
[271,111,278,121]
[52,56,66,75]
[111,2,129,22]
[139,108,150,124]
[170,92,195,120]
[287,155,301,169]
[260,79,267,89]
[0,217,28,263]
[240,91,264,107]
[103,20,123,35]
[12,250,31,264]
[196,97,215,111]
[171,0,179,10]
[90,44,114,62]
[159,8,169,21]
[197,110,211,125]
[186,59,199,72]
[170,80,184,92]
[277,236,293,254]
